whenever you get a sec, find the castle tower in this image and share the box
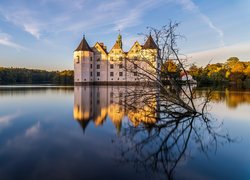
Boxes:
[141,34,160,82]
[74,35,94,84]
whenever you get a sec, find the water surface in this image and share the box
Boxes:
[0,86,249,180]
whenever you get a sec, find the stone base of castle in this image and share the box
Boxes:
[74,81,156,86]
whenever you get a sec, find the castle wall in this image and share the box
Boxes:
[74,38,159,85]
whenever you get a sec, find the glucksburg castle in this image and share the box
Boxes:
[73,33,160,85]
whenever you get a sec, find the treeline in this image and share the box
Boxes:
[188,57,250,87]
[0,67,74,85]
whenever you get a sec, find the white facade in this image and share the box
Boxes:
[74,34,159,85]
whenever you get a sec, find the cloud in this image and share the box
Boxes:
[175,0,224,46]
[25,121,41,137]
[0,111,22,130]
[114,0,163,31]
[0,7,42,39]
[187,42,250,66]
[0,32,26,50]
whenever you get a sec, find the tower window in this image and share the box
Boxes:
[119,64,123,69]
[76,56,79,63]
[97,64,100,69]
[90,72,92,76]
[110,64,114,69]
[90,64,92,69]
[110,72,114,77]
[97,58,100,61]
[119,72,123,76]
[90,57,93,61]
[97,72,100,77]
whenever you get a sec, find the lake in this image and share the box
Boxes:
[0,85,249,180]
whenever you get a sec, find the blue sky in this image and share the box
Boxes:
[0,0,249,70]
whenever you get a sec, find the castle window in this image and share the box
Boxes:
[97,58,100,61]
[90,57,93,61]
[97,64,100,69]
[90,64,92,69]
[110,64,114,69]
[134,56,138,60]
[110,57,113,61]
[110,72,114,77]
[90,72,92,76]
[119,64,123,69]
[134,72,137,76]
[119,57,122,61]
[97,72,100,77]
[134,64,137,69]
[119,72,123,76]
[76,56,79,63]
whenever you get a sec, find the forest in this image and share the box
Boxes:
[0,67,73,85]
[1,57,249,87]
[188,57,250,87]
[163,57,250,88]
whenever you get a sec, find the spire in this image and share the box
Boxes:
[142,34,159,50]
[75,35,93,52]
[117,30,122,49]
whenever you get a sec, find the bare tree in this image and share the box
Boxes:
[112,21,235,179]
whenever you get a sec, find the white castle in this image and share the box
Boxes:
[73,34,160,85]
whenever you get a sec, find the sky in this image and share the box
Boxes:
[0,0,249,70]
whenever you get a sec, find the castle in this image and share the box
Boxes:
[73,34,160,85]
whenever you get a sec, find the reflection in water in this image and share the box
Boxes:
[73,86,157,133]
[73,86,234,179]
[208,89,250,108]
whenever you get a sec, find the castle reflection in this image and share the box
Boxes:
[73,86,158,132]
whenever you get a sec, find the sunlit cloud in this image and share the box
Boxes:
[175,0,225,47]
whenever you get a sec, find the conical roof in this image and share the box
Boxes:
[75,36,93,52]
[142,35,159,49]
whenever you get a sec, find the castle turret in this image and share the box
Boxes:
[142,34,159,50]
[74,35,94,85]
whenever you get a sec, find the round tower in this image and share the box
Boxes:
[74,35,94,85]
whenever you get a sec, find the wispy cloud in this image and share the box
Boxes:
[188,42,250,66]
[175,0,224,46]
[0,7,42,39]
[0,111,22,129]
[114,0,163,31]
[0,32,26,50]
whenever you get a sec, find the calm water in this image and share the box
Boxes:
[0,86,249,180]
